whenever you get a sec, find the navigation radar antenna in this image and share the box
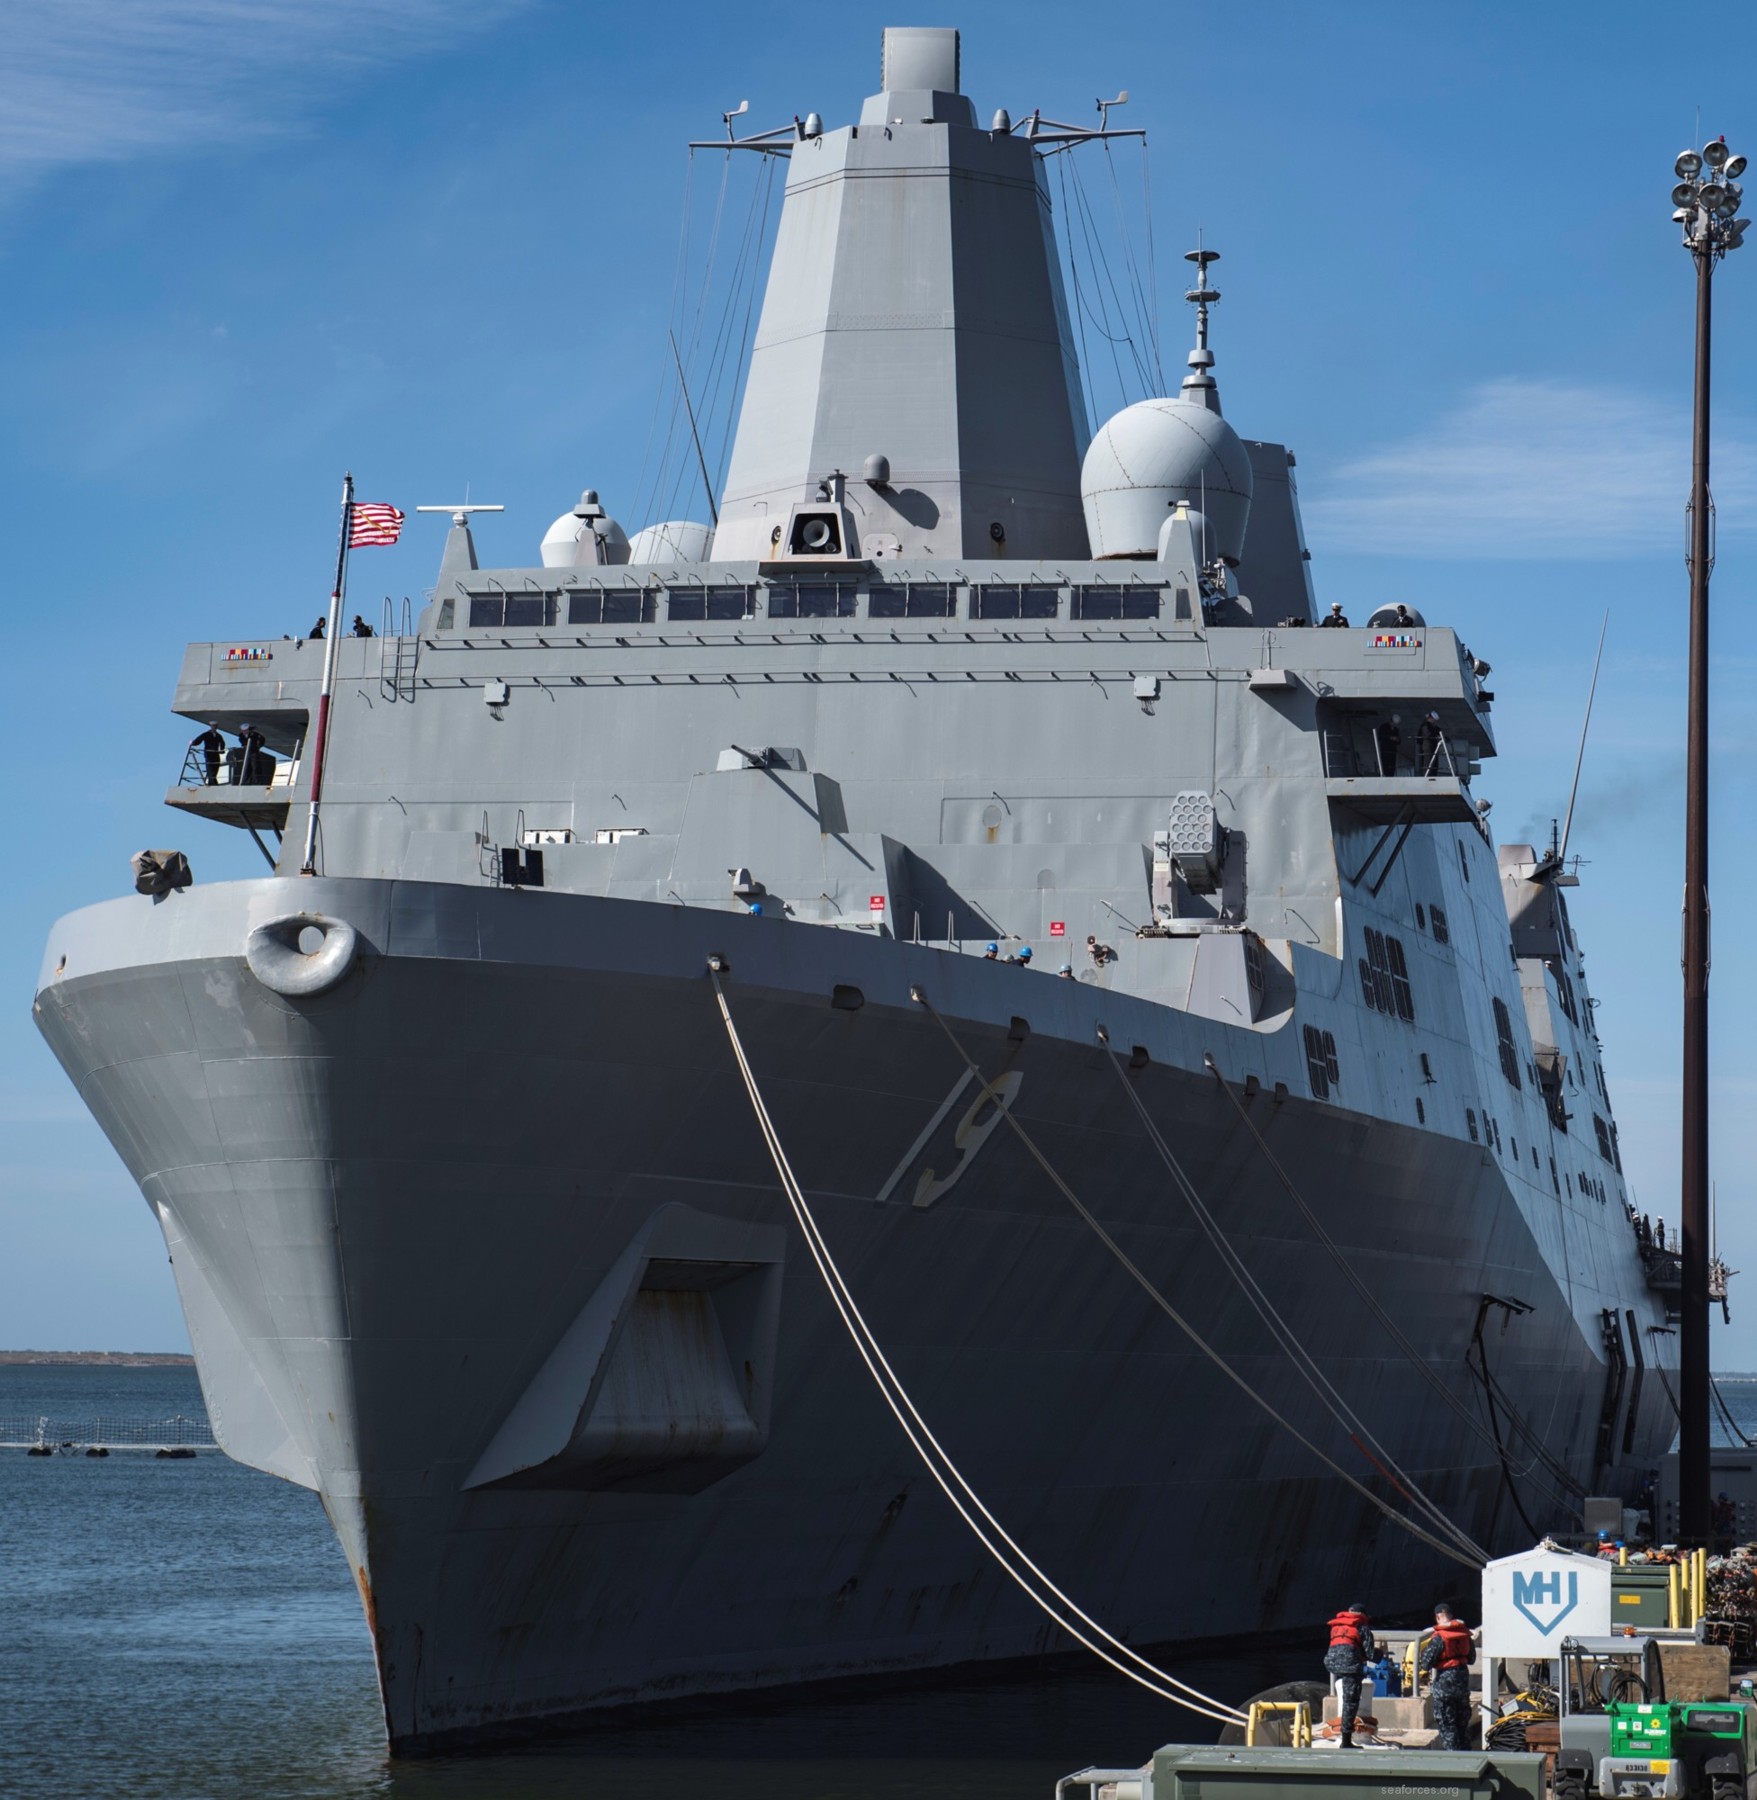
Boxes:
[415,504,506,527]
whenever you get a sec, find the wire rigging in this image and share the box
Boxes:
[1101,1044,1489,1565]
[911,991,1483,1571]
[1206,1056,1580,1515]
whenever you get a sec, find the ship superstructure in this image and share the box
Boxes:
[34,28,1673,1751]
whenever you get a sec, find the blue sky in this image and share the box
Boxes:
[4,0,1757,1360]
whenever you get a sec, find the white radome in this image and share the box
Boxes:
[626,520,715,565]
[1080,397,1254,562]
[540,500,631,569]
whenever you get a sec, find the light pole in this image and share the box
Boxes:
[1670,138,1746,1544]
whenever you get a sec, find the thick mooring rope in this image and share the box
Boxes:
[709,966,1247,1727]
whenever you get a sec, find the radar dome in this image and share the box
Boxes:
[1080,398,1253,563]
[627,520,715,565]
[540,489,631,568]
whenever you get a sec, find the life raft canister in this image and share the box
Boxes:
[1328,1611,1368,1650]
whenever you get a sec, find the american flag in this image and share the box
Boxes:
[348,502,404,547]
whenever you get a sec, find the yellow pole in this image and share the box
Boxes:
[1670,1564,1682,1629]
[1698,1548,1708,1622]
[1620,1545,1629,1566]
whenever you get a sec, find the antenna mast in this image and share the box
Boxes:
[1557,611,1609,868]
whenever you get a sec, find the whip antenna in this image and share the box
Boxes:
[1557,611,1609,869]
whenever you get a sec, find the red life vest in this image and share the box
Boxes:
[1432,1620,1473,1670]
[1328,1611,1368,1649]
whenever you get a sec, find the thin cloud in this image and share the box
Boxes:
[0,2,526,194]
[1302,377,1757,560]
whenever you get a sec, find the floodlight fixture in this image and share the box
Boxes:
[1705,138,1730,169]
[1727,154,1748,180]
[1675,182,1702,208]
[1678,149,1704,178]
[1700,182,1728,211]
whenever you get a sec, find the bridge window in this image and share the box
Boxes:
[568,590,656,625]
[1072,584,1159,620]
[1430,905,1450,944]
[972,584,1058,620]
[1493,997,1522,1090]
[769,585,855,619]
[469,591,557,628]
[868,583,955,618]
[667,586,753,622]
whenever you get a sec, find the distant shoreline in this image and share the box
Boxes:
[0,1350,194,1366]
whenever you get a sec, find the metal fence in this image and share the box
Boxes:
[0,1414,216,1450]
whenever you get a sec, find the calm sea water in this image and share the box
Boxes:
[1,1365,1294,1800]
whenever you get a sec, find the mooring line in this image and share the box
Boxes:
[1097,1040,1489,1566]
[708,966,1247,1726]
[909,987,1483,1571]
[1204,1053,1583,1516]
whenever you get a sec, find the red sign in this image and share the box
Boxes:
[1049,920,1066,937]
[869,895,885,913]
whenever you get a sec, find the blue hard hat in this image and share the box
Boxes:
[1019,946,1033,960]
[749,901,763,915]
[986,942,998,953]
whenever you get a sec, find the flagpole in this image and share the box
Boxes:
[300,471,353,875]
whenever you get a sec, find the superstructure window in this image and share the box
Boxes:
[667,586,752,622]
[1493,997,1522,1090]
[769,585,855,619]
[1459,840,1470,884]
[470,591,557,628]
[1304,1025,1339,1099]
[868,584,955,618]
[1430,905,1450,944]
[1548,957,1579,1025]
[1467,1107,1479,1143]
[1593,1113,1614,1161]
[1072,585,1160,620]
[568,590,656,625]
[972,584,1058,620]
[1359,928,1416,1022]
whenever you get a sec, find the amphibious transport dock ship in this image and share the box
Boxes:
[35,28,1675,1752]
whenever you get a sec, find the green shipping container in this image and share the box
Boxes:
[1612,1568,1673,1627]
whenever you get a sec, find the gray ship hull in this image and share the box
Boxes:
[34,876,1673,1749]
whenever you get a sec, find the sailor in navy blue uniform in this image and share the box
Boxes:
[1420,1604,1476,1750]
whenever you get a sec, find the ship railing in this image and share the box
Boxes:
[178,739,300,791]
[0,1413,217,1451]
[1323,727,1467,782]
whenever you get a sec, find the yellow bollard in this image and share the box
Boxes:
[1670,1563,1682,1629]
[1620,1545,1628,1567]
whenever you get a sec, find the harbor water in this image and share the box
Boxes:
[5,1363,1299,1800]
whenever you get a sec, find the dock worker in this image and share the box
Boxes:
[1420,1603,1475,1750]
[1058,963,1075,979]
[983,942,999,961]
[188,724,224,786]
[1320,602,1349,628]
[1324,1602,1376,1748]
